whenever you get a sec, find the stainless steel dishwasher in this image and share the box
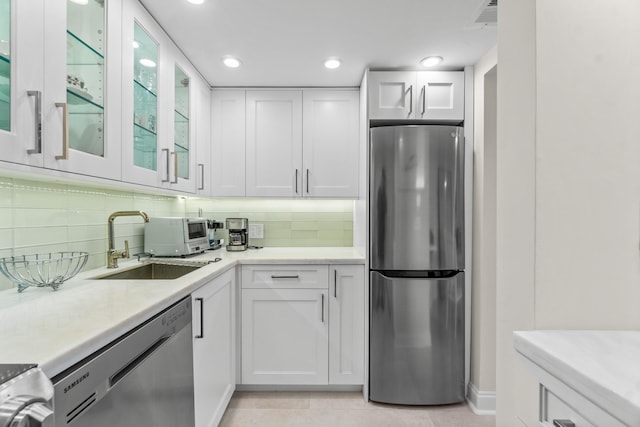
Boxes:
[52,296,194,427]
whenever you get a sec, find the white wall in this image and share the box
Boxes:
[495,0,538,425]
[496,1,640,425]
[470,46,497,398]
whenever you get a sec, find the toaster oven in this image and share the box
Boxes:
[144,217,209,257]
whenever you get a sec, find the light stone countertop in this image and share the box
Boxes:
[0,247,364,378]
[514,330,640,427]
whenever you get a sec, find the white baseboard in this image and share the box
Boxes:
[466,382,496,415]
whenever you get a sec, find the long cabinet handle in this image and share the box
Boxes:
[195,297,204,339]
[161,149,170,182]
[54,102,69,160]
[295,169,299,194]
[271,275,300,279]
[334,269,337,298]
[407,85,413,117]
[553,421,575,427]
[306,169,309,194]
[421,85,426,116]
[197,163,205,190]
[171,151,178,184]
[321,293,324,323]
[27,91,42,154]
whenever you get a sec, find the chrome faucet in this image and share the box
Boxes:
[107,211,150,268]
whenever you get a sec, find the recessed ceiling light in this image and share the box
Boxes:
[420,56,443,67]
[186,0,205,4]
[132,41,140,49]
[69,0,89,4]
[139,58,156,68]
[223,56,241,68]
[324,58,341,69]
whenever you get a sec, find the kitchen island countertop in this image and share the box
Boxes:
[0,247,364,378]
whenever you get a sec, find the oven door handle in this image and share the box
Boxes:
[109,334,174,388]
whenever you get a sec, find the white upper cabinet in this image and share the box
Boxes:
[211,89,245,197]
[369,70,464,121]
[121,0,167,188]
[1,0,123,179]
[0,0,45,167]
[242,89,359,198]
[367,71,415,120]
[416,71,464,121]
[302,90,359,198]
[245,90,302,197]
[194,77,211,197]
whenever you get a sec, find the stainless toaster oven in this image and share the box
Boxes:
[144,217,209,257]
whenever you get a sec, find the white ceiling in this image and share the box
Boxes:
[138,0,497,87]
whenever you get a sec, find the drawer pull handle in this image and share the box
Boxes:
[553,420,575,427]
[270,275,300,279]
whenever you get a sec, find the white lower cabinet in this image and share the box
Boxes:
[192,269,235,427]
[329,265,365,385]
[240,264,364,386]
[242,288,329,384]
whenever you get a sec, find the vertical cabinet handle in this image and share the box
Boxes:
[334,269,337,298]
[421,85,426,116]
[295,169,299,194]
[321,293,325,323]
[170,151,178,184]
[197,163,205,190]
[407,85,413,117]
[306,169,310,194]
[54,102,69,160]
[195,297,204,339]
[27,91,42,154]
[161,149,170,182]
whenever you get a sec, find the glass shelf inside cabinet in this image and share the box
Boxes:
[133,23,158,171]
[67,31,104,108]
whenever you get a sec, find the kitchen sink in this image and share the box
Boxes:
[93,260,209,280]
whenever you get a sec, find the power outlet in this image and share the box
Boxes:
[249,223,264,239]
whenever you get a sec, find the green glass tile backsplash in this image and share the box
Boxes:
[0,175,354,291]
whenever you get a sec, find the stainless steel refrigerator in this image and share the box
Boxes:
[369,125,465,405]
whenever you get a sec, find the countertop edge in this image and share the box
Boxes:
[514,331,640,427]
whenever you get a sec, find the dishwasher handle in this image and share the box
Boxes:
[109,334,173,388]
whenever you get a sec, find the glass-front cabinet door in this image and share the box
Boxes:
[121,0,169,188]
[0,0,10,133]
[133,23,158,173]
[174,65,189,181]
[42,0,122,179]
[0,0,45,167]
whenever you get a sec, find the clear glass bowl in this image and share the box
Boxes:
[0,252,89,293]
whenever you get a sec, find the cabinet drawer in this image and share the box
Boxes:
[540,385,623,427]
[241,265,329,289]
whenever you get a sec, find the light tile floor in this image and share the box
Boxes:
[220,391,495,427]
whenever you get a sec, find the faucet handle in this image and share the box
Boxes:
[124,240,129,259]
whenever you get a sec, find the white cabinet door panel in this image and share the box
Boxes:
[211,90,245,196]
[329,265,365,384]
[245,90,302,197]
[416,71,464,121]
[242,288,328,384]
[302,90,359,198]
[192,269,235,427]
[368,71,415,120]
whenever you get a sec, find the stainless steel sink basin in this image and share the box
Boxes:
[93,260,208,280]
